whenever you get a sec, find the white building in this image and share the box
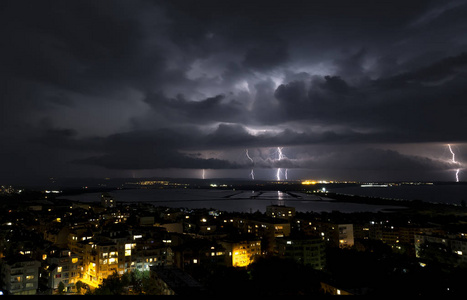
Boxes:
[0,255,41,295]
[45,248,81,294]
[415,233,467,265]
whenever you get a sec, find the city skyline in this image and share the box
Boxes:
[1,0,467,185]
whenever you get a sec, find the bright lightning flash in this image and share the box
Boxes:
[276,147,288,181]
[246,149,255,180]
[448,144,460,182]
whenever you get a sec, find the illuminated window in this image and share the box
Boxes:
[57,266,62,273]
[72,258,78,263]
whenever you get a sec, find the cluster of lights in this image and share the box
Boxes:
[301,180,331,185]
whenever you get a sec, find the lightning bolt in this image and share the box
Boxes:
[246,149,255,180]
[276,147,288,181]
[448,144,460,182]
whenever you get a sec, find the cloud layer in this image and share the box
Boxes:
[2,0,467,183]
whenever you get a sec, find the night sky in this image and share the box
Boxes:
[2,0,467,185]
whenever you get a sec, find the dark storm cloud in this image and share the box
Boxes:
[264,52,467,143]
[2,0,467,183]
[1,1,148,93]
[143,92,250,125]
[302,148,457,171]
[75,150,240,170]
[243,38,289,71]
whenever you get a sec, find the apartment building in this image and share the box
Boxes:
[45,248,81,293]
[220,238,261,267]
[81,240,129,286]
[276,236,326,270]
[266,204,296,220]
[0,255,41,295]
[415,233,467,266]
[230,216,290,254]
[298,220,354,248]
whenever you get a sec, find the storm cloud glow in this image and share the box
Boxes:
[2,0,467,184]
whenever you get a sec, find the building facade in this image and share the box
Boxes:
[266,204,296,220]
[276,236,326,270]
[220,239,261,267]
[0,255,41,295]
[45,248,81,294]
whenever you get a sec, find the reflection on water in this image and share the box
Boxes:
[59,188,403,213]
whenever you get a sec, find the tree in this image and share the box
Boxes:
[57,281,66,295]
[75,280,86,294]
[89,270,161,295]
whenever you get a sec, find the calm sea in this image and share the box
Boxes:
[57,184,467,214]
[58,188,407,213]
[329,184,467,205]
